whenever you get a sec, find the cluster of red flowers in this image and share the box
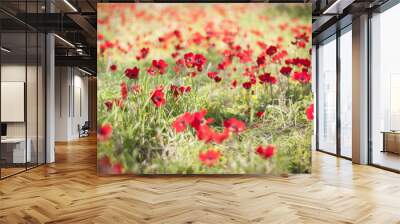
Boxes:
[172,110,246,145]
[136,47,149,60]
[170,85,191,98]
[98,155,123,174]
[256,144,276,159]
[183,52,207,72]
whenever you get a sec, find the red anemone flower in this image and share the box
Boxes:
[292,70,311,84]
[212,128,230,144]
[258,73,277,84]
[199,149,221,167]
[124,67,140,79]
[231,80,237,88]
[120,81,128,100]
[207,71,218,79]
[256,144,276,159]
[266,45,277,56]
[104,100,114,111]
[196,125,214,143]
[136,47,149,60]
[256,55,266,67]
[280,66,292,76]
[242,81,252,90]
[223,118,246,133]
[150,88,166,107]
[149,59,168,75]
[306,103,314,121]
[98,123,113,141]
[256,111,265,118]
[110,64,117,72]
[172,112,193,133]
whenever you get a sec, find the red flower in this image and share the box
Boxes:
[212,128,230,144]
[196,125,214,143]
[280,66,292,76]
[98,34,104,41]
[190,109,208,130]
[256,55,266,67]
[136,47,149,60]
[184,52,195,68]
[150,88,166,107]
[258,73,277,84]
[266,45,277,56]
[120,81,128,100]
[172,112,193,133]
[207,71,218,79]
[306,103,314,121]
[104,100,114,111]
[214,76,222,82]
[231,80,237,88]
[256,111,265,118]
[98,123,113,141]
[199,149,221,167]
[242,81,252,90]
[149,59,168,75]
[256,144,276,159]
[223,118,246,133]
[292,70,311,84]
[112,163,123,174]
[110,64,117,72]
[124,67,139,79]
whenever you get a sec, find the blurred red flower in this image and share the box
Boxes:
[104,100,114,111]
[258,73,277,85]
[231,80,237,88]
[110,64,117,72]
[266,45,277,56]
[306,103,314,121]
[199,149,221,167]
[98,123,113,141]
[120,81,128,100]
[124,67,139,79]
[256,144,276,159]
[224,118,246,133]
[292,70,311,84]
[136,47,149,60]
[256,111,265,118]
[172,112,193,133]
[149,59,168,75]
[150,88,166,107]
[242,81,252,90]
[280,66,292,76]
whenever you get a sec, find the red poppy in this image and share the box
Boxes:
[136,47,149,60]
[110,64,117,72]
[207,71,218,79]
[98,123,113,141]
[280,66,292,76]
[242,81,252,90]
[223,118,246,133]
[306,103,314,121]
[266,45,277,56]
[104,100,114,111]
[256,111,265,118]
[190,109,208,130]
[196,125,214,143]
[256,55,266,67]
[150,88,166,107]
[195,54,205,69]
[184,52,195,68]
[172,112,193,133]
[292,70,311,84]
[214,76,222,82]
[149,59,168,75]
[124,67,139,79]
[231,80,237,88]
[112,163,123,174]
[256,144,276,159]
[199,149,221,167]
[120,81,128,100]
[212,128,230,144]
[258,73,277,84]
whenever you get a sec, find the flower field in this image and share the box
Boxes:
[97,4,313,175]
